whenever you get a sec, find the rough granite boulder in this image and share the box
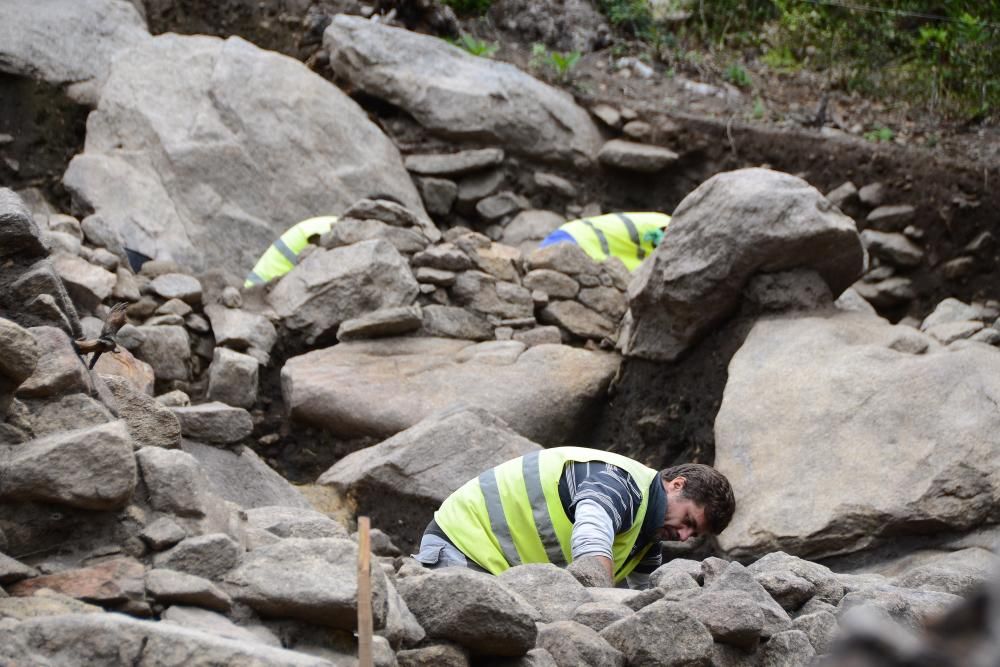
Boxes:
[318,407,541,549]
[0,0,150,105]
[63,33,422,276]
[497,564,594,623]
[282,337,619,446]
[599,600,714,666]
[325,15,601,164]
[716,310,1000,561]
[623,168,864,361]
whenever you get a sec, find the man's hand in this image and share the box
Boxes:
[567,555,613,588]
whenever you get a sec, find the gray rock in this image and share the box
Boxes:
[149,273,202,304]
[16,327,91,398]
[924,319,983,344]
[43,230,82,256]
[405,149,505,177]
[825,181,858,208]
[743,269,834,313]
[650,558,703,587]
[476,191,528,221]
[268,240,418,344]
[283,337,619,445]
[513,326,563,347]
[591,104,622,128]
[597,139,679,172]
[578,286,628,320]
[396,643,470,667]
[747,552,845,605]
[536,620,625,666]
[136,447,210,517]
[135,325,191,382]
[624,168,864,361]
[498,564,593,622]
[102,374,182,449]
[325,16,601,164]
[860,230,924,267]
[571,601,634,632]
[0,0,150,105]
[412,244,474,272]
[203,305,277,365]
[759,629,816,666]
[526,241,602,277]
[892,547,999,596]
[540,300,615,340]
[834,286,879,315]
[396,568,538,656]
[673,590,764,649]
[28,392,113,437]
[0,552,37,585]
[703,561,792,637]
[50,252,116,311]
[599,600,714,666]
[941,256,976,280]
[452,271,533,320]
[153,533,242,580]
[534,173,577,198]
[0,188,46,258]
[420,305,494,341]
[170,402,253,444]
[920,297,982,330]
[792,610,838,654]
[417,177,458,216]
[243,506,347,540]
[63,33,422,276]
[1,613,333,665]
[323,218,432,256]
[523,269,579,299]
[858,182,885,206]
[225,537,388,630]
[160,605,267,644]
[206,348,258,409]
[501,210,566,255]
[140,517,187,551]
[457,169,506,206]
[146,568,232,611]
[866,204,916,229]
[852,276,916,308]
[717,312,1000,561]
[180,440,312,510]
[0,318,40,403]
[415,267,457,286]
[382,577,426,649]
[318,407,540,549]
[338,305,424,342]
[0,420,136,510]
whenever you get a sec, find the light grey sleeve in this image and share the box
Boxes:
[571,498,615,560]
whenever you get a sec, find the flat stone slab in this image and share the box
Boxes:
[404,148,505,176]
[597,139,679,172]
[170,402,253,444]
[281,337,619,445]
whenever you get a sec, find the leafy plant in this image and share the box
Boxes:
[448,33,499,58]
[530,43,582,82]
[595,0,657,39]
[762,45,798,72]
[752,96,766,119]
[864,126,895,143]
[724,63,751,88]
[440,0,492,15]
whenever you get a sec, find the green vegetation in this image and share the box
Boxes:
[440,0,492,15]
[724,63,752,88]
[448,33,499,58]
[530,43,582,82]
[864,126,896,143]
[593,1,999,121]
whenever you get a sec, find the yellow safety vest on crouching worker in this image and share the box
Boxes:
[434,447,660,584]
[244,216,338,287]
[540,212,671,271]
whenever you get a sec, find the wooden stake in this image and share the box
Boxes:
[357,516,374,667]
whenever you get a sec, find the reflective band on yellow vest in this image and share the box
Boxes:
[561,212,670,271]
[434,447,660,583]
[244,216,338,287]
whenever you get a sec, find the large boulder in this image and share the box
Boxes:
[0,420,136,510]
[0,188,46,259]
[325,15,602,164]
[282,337,619,445]
[623,168,864,361]
[0,612,333,665]
[63,33,423,276]
[0,0,150,105]
[317,407,541,550]
[268,239,419,343]
[716,310,1000,560]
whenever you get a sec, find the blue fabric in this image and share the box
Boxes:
[539,229,577,248]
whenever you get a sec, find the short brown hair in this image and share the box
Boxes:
[660,463,735,535]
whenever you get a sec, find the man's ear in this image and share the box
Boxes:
[668,476,687,492]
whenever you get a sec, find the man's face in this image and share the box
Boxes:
[659,477,708,542]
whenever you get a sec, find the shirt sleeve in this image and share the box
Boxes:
[570,498,615,560]
[568,463,643,535]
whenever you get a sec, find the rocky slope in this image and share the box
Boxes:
[1,1,998,665]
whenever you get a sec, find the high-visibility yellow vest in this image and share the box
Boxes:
[434,446,660,584]
[244,216,339,287]
[540,212,671,271]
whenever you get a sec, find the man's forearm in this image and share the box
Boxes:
[567,554,613,587]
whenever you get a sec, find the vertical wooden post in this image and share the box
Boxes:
[357,516,374,667]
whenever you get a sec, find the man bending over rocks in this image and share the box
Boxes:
[414,446,735,588]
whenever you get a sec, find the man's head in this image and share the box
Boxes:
[657,463,735,542]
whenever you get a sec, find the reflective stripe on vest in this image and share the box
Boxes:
[244,216,338,287]
[557,212,671,271]
[434,446,660,583]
